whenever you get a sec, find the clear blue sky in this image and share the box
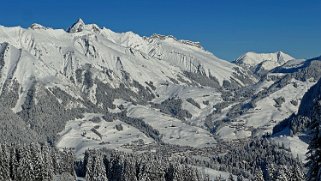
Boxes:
[0,0,320,60]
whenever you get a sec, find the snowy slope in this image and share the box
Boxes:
[126,104,217,147]
[56,113,154,155]
[235,51,294,67]
[213,56,321,141]
[272,135,308,162]
[216,75,316,141]
[234,51,294,74]
[0,19,258,154]
[0,19,255,98]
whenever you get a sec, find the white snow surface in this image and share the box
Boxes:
[218,78,316,140]
[0,19,253,88]
[153,84,223,127]
[57,113,154,156]
[272,135,308,162]
[127,104,217,147]
[235,51,294,70]
[193,166,240,180]
[277,58,306,70]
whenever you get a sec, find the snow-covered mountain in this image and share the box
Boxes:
[219,55,321,140]
[234,51,294,76]
[0,19,257,151]
[0,19,318,180]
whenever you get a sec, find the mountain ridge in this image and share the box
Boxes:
[0,19,257,150]
[234,51,295,76]
[0,19,318,180]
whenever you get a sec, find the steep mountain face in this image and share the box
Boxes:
[234,51,294,76]
[304,78,321,180]
[212,56,321,142]
[272,58,321,135]
[0,19,257,152]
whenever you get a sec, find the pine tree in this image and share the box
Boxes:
[0,144,11,180]
[85,150,94,181]
[41,144,54,180]
[9,145,19,181]
[60,148,76,178]
[273,165,288,181]
[16,144,33,181]
[92,151,108,181]
[29,143,44,180]
[51,148,60,175]
[108,155,124,180]
[123,158,138,181]
[306,100,321,181]
[291,164,304,181]
[173,164,183,181]
[85,150,108,181]
[165,163,175,181]
[267,163,276,181]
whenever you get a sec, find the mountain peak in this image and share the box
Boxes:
[234,51,295,73]
[67,18,86,33]
[29,23,48,30]
[148,34,203,49]
[67,18,101,34]
[236,51,294,65]
[276,51,289,57]
[76,18,85,25]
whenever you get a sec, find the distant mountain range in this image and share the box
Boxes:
[234,51,295,76]
[0,19,319,180]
